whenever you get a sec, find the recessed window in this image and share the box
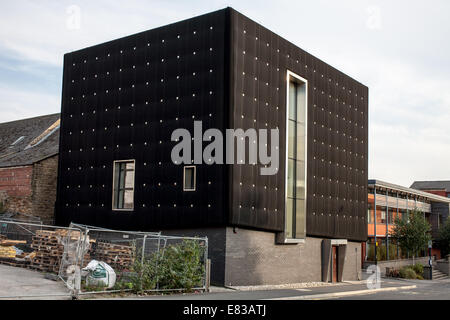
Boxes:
[285,70,307,240]
[112,160,135,210]
[183,166,196,191]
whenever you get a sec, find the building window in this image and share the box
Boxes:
[285,70,307,240]
[112,160,135,210]
[183,166,196,191]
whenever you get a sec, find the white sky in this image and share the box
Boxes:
[0,0,449,187]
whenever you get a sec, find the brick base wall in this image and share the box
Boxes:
[225,227,362,286]
[0,166,33,214]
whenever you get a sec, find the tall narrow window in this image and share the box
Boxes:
[183,166,196,191]
[285,71,307,240]
[112,160,135,210]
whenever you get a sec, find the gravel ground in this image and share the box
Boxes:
[226,280,364,291]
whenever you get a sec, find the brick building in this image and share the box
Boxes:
[0,114,60,224]
[411,181,450,199]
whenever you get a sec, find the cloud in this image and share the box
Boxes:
[0,85,60,122]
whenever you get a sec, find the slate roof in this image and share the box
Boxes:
[0,113,60,167]
[410,181,450,192]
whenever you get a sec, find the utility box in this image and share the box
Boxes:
[423,266,432,280]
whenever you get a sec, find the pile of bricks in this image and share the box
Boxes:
[92,242,134,271]
[30,230,65,272]
[30,230,91,273]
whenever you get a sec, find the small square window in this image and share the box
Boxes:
[112,160,135,210]
[183,166,196,191]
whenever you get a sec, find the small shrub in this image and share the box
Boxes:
[416,274,424,280]
[399,266,417,279]
[129,239,205,293]
[0,201,5,214]
[412,263,424,276]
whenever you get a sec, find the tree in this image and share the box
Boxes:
[390,209,431,262]
[437,218,450,258]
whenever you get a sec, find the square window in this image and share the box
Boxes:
[112,160,135,210]
[183,166,196,191]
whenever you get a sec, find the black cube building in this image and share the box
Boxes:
[56,8,368,285]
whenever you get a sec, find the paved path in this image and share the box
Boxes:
[103,278,428,300]
[0,264,72,299]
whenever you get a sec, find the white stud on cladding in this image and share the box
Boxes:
[210,69,213,73]
[208,204,211,208]
[177,55,180,59]
[193,51,196,55]
[209,48,213,51]
[193,31,196,34]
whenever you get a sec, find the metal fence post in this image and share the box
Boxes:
[141,235,147,265]
[204,237,209,291]
[206,259,211,292]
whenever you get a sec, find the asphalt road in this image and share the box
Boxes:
[104,278,450,300]
[331,278,450,300]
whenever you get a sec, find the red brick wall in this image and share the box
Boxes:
[423,190,447,197]
[0,166,33,214]
[31,155,58,224]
